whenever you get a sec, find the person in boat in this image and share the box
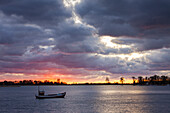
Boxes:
[39,90,45,95]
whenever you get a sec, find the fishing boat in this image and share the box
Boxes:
[35,86,66,99]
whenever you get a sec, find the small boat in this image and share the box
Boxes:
[35,86,66,99]
[35,92,66,99]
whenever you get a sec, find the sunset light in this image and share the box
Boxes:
[0,0,170,112]
[0,0,169,83]
[100,36,132,48]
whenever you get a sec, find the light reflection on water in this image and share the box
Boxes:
[102,90,170,94]
[0,85,170,113]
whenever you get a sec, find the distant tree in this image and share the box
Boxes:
[34,80,37,85]
[4,80,7,84]
[19,81,23,85]
[105,77,110,83]
[161,75,168,84]
[57,79,60,84]
[153,75,159,81]
[28,80,33,85]
[120,77,125,84]
[138,76,143,84]
[132,77,136,84]
[145,77,148,80]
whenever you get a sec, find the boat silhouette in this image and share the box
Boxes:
[35,86,66,99]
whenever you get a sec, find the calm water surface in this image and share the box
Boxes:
[0,85,170,113]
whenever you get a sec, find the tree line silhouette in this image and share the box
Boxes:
[131,75,170,85]
[0,79,67,86]
[0,75,170,86]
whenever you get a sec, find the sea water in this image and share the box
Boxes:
[0,85,170,113]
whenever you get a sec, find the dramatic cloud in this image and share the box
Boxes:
[76,0,170,51]
[0,0,170,82]
[0,0,71,26]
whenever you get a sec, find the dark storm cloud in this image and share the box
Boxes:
[0,0,170,80]
[0,0,72,56]
[0,11,49,56]
[76,0,170,51]
[0,0,71,26]
[0,0,100,54]
[0,0,73,77]
[0,0,106,78]
[147,48,170,71]
[52,20,134,54]
[53,21,99,53]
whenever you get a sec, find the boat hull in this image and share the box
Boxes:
[36,92,66,99]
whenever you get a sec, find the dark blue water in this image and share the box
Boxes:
[0,85,170,113]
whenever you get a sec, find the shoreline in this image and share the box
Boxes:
[0,84,169,87]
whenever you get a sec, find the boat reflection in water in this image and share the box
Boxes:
[35,87,66,99]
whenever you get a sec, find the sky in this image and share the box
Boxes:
[0,0,170,83]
